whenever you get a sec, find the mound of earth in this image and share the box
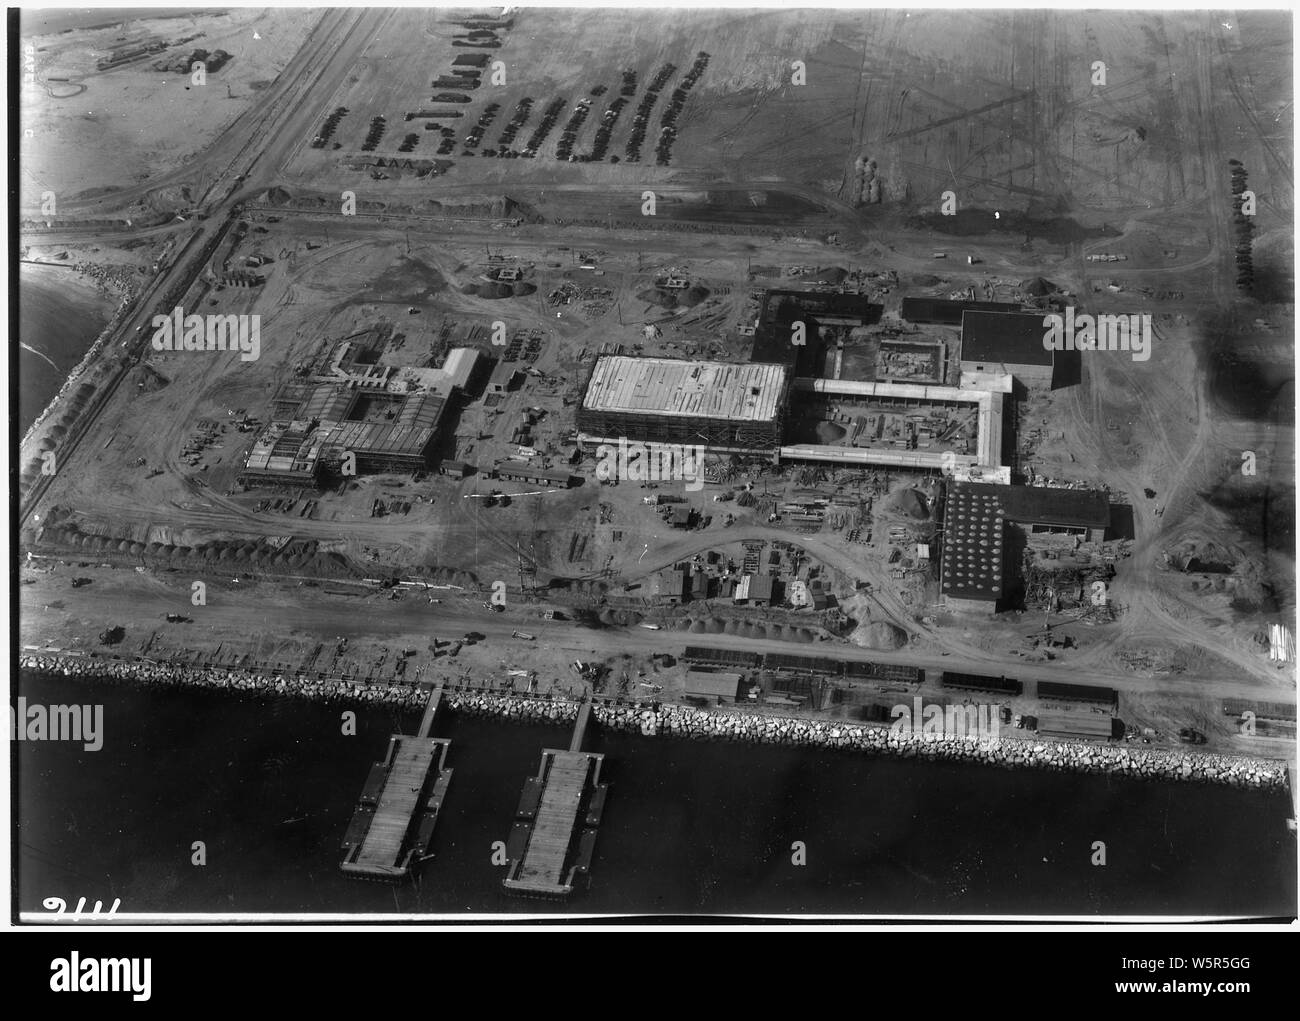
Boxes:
[849,621,908,650]
[264,186,293,205]
[910,274,942,287]
[464,281,517,299]
[815,421,847,443]
[637,287,678,309]
[425,195,541,223]
[679,284,710,307]
[886,488,930,520]
[1164,537,1240,574]
[1020,276,1057,296]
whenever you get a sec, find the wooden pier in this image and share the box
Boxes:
[340,688,453,881]
[503,700,608,898]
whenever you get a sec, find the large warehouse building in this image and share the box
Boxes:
[901,297,1022,326]
[940,481,1113,612]
[959,310,1058,387]
[577,355,791,451]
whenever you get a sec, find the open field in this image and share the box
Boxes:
[19,8,320,204]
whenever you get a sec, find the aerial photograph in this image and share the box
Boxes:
[12,4,1297,922]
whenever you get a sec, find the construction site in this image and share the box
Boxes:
[16,5,1294,801]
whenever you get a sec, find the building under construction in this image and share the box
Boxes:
[576,355,791,452]
[940,481,1114,613]
[239,384,448,486]
[781,377,1007,480]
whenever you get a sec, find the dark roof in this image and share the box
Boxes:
[941,671,1023,695]
[650,568,689,599]
[1222,698,1295,722]
[489,361,522,387]
[747,573,775,601]
[960,310,1054,367]
[901,297,1021,325]
[1037,680,1117,705]
[495,464,572,485]
[760,289,881,326]
[750,289,882,372]
[683,646,761,667]
[959,481,1110,530]
[940,483,1005,602]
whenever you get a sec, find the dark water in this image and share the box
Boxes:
[17,265,111,434]
[15,673,1296,918]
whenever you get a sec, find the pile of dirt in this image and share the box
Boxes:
[849,621,908,650]
[637,287,678,309]
[462,281,514,299]
[1164,537,1240,574]
[679,284,711,307]
[1020,276,1057,296]
[886,488,931,520]
[428,195,542,223]
[815,421,847,443]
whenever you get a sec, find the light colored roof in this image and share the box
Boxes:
[787,377,1004,471]
[683,671,742,698]
[442,348,480,389]
[323,421,436,457]
[582,356,787,423]
[242,422,324,475]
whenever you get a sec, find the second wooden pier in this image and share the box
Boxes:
[503,700,609,898]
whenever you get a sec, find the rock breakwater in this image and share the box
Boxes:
[20,653,1289,792]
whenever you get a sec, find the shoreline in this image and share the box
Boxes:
[19,652,1290,793]
[18,261,135,455]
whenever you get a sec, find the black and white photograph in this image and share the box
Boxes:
[10,1,1297,932]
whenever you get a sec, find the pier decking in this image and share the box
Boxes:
[503,700,608,898]
[340,689,452,881]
